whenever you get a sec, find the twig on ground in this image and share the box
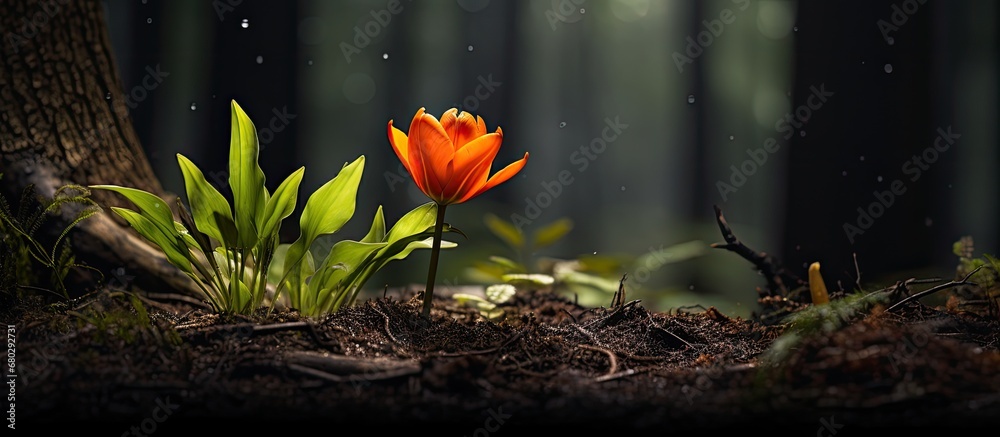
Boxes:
[710,205,801,296]
[577,344,619,376]
[435,329,526,357]
[886,266,982,312]
[594,368,638,383]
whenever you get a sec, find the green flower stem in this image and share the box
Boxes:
[421,204,448,318]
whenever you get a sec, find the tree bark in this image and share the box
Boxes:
[1,0,199,297]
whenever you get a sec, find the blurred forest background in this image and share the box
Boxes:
[101,0,997,317]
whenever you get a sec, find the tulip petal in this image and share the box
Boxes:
[388,121,411,172]
[458,152,528,204]
[409,109,454,199]
[475,116,487,136]
[441,110,482,150]
[440,131,503,203]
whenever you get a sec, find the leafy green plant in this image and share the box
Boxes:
[269,202,458,316]
[952,236,1000,316]
[467,213,707,306]
[0,176,102,298]
[453,283,516,319]
[92,100,453,316]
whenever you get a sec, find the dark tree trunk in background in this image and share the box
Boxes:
[784,0,933,288]
[0,0,199,297]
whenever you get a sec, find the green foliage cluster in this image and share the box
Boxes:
[93,101,455,317]
[0,177,101,299]
[464,213,707,308]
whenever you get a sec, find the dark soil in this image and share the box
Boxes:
[5,279,1000,435]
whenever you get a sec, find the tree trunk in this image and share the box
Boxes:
[1,0,199,297]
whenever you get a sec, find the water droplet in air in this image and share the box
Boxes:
[211,94,216,99]
[558,121,566,128]
[146,18,152,24]
[687,95,695,104]
[860,155,865,161]
[728,135,734,140]
[877,176,883,182]
[620,186,626,191]
[793,26,798,32]
[105,93,111,100]
[307,59,313,66]
[190,102,197,111]
[256,56,264,64]
[467,45,474,52]
[241,19,250,29]
[842,171,847,176]
[884,64,893,73]
[886,37,894,45]
[382,53,389,60]
[592,251,597,255]
[799,130,806,137]
[580,8,586,14]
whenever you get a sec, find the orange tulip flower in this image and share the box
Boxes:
[388,107,528,317]
[388,107,529,205]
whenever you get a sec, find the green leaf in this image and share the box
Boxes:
[484,213,524,250]
[110,207,192,273]
[487,255,524,273]
[532,218,572,249]
[259,167,305,240]
[557,270,619,293]
[361,205,386,244]
[452,293,504,319]
[485,283,516,304]
[297,156,365,245]
[382,236,457,264]
[384,202,437,242]
[174,221,199,249]
[228,100,268,248]
[632,240,708,268]
[312,240,387,290]
[282,155,365,286]
[502,273,555,287]
[176,154,238,246]
[90,185,175,237]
